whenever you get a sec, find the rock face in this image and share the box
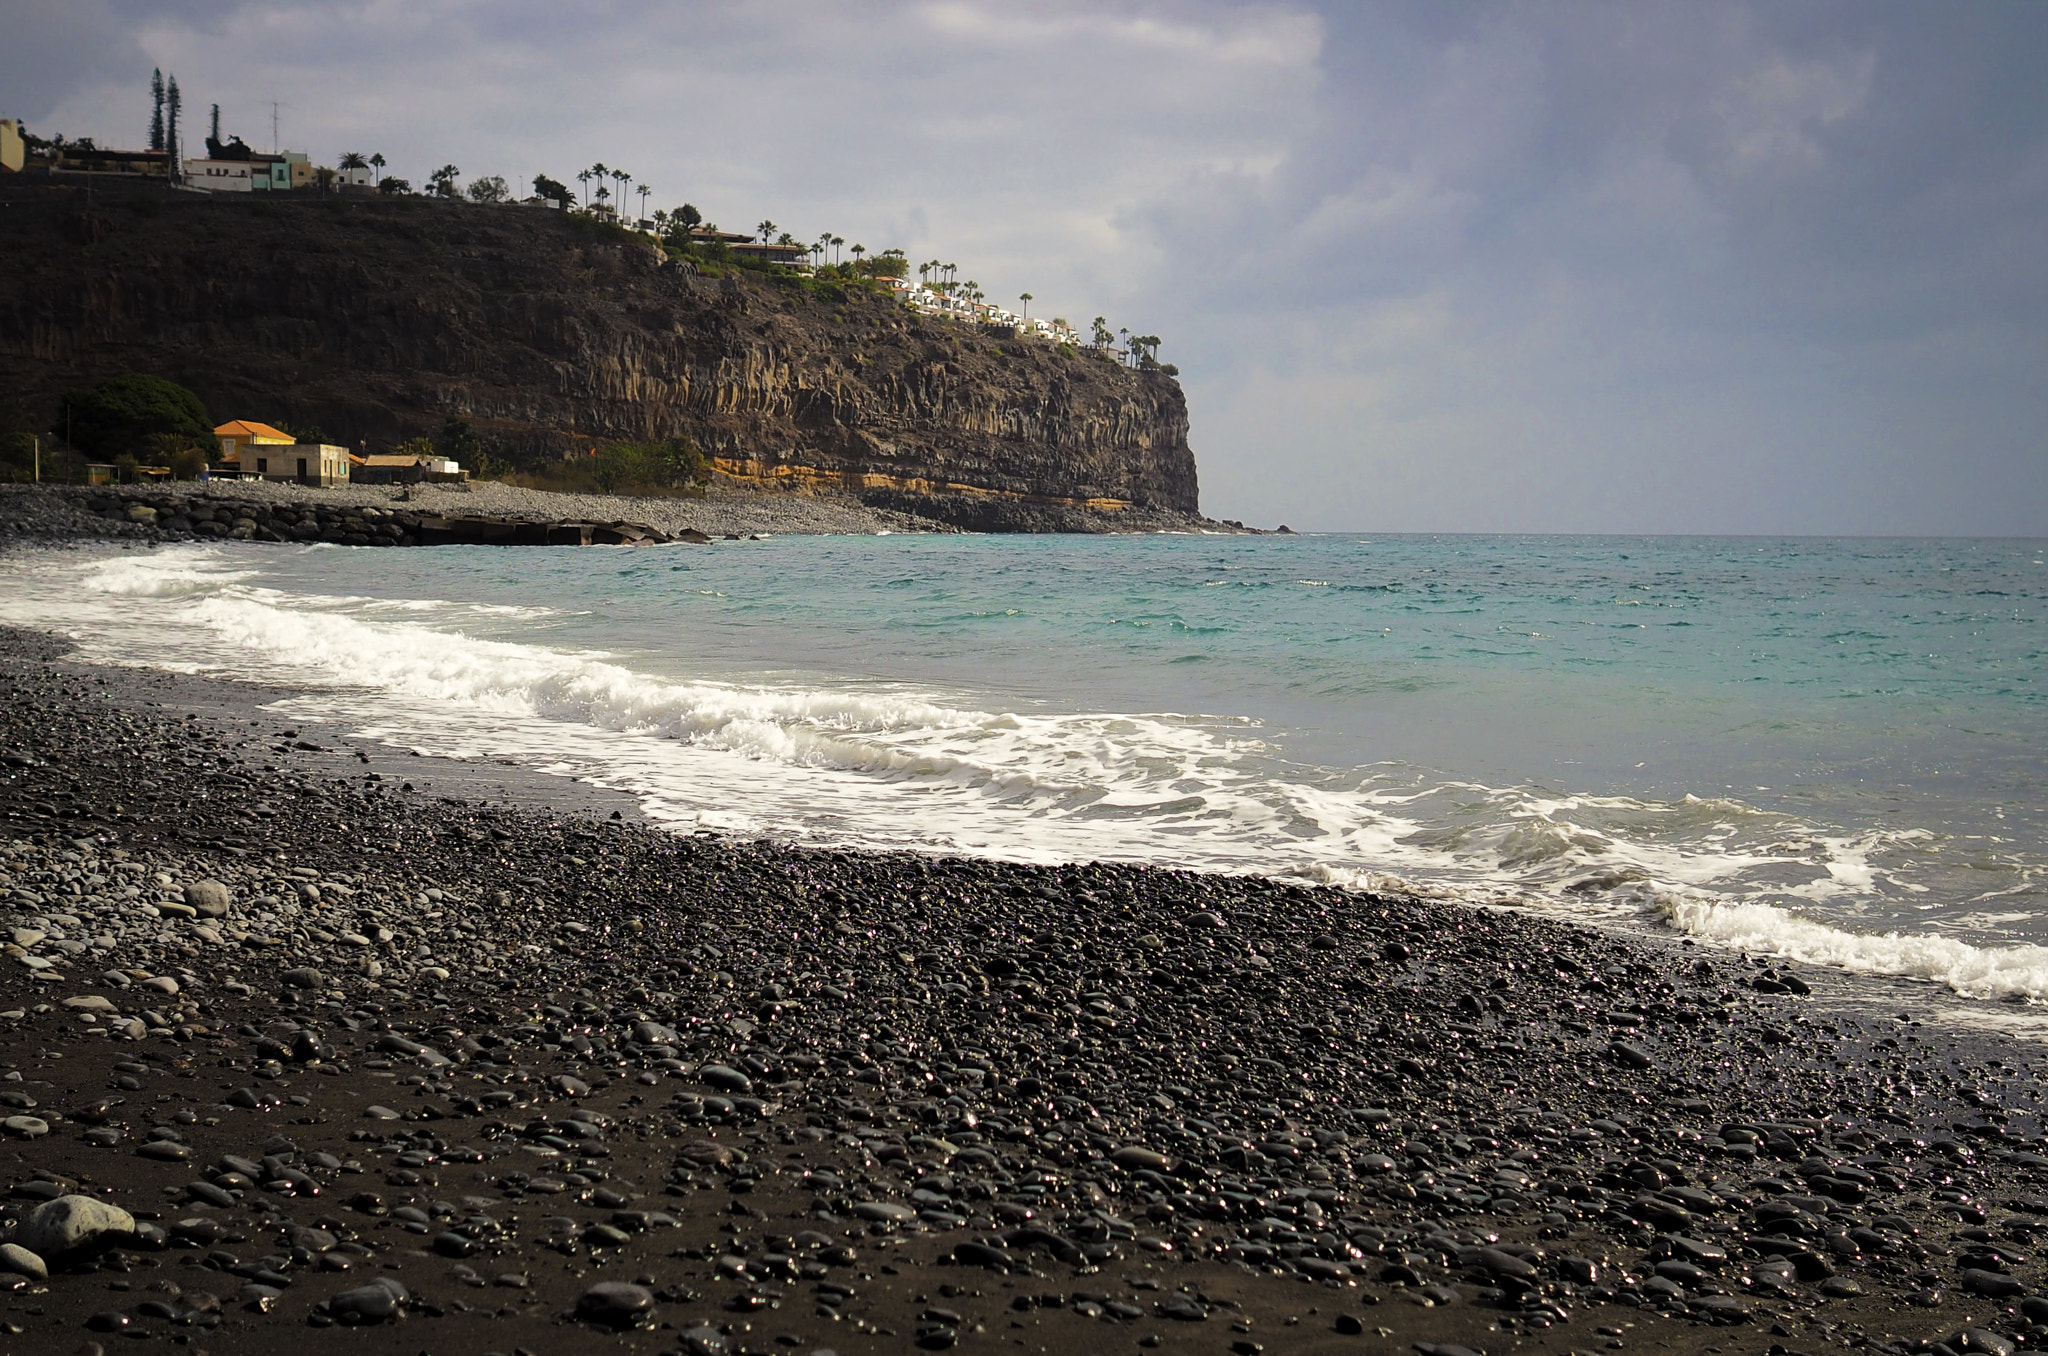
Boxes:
[0,183,1200,517]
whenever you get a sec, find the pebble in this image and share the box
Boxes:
[0,624,2039,1355]
[697,1063,753,1093]
[576,1281,655,1328]
[326,1277,408,1323]
[853,1201,918,1223]
[0,1242,47,1281]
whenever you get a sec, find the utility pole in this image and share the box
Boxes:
[270,99,280,153]
[32,436,39,484]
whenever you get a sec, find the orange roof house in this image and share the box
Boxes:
[215,420,295,463]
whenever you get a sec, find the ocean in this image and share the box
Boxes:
[5,532,2043,1004]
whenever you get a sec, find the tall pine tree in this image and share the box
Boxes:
[148,69,165,151]
[165,76,182,180]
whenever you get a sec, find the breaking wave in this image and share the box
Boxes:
[3,542,2044,1002]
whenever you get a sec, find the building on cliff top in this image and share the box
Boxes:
[730,240,808,268]
[185,159,256,192]
[183,148,310,193]
[0,121,23,175]
[35,142,172,180]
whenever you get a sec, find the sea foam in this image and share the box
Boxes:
[6,542,2045,1002]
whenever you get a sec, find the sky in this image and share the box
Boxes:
[8,0,2046,534]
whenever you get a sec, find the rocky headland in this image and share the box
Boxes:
[0,181,1205,532]
[0,625,2043,1356]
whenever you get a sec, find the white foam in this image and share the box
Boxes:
[5,541,2044,1004]
[1661,896,2048,1000]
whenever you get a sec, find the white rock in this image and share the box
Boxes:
[18,1195,136,1261]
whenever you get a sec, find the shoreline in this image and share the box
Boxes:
[0,479,1249,548]
[0,623,2039,1355]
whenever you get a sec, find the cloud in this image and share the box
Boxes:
[9,0,2045,532]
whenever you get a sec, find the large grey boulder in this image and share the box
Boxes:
[184,880,232,918]
[18,1195,135,1263]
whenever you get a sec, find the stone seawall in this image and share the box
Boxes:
[0,486,704,548]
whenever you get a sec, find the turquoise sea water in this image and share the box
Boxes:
[5,532,2044,998]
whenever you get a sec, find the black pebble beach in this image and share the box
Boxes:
[0,621,2044,1356]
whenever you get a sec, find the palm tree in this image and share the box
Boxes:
[369,152,385,185]
[611,169,629,216]
[831,235,844,265]
[589,163,608,209]
[757,219,777,242]
[594,184,610,215]
[339,151,367,170]
[576,169,592,206]
[1019,292,1033,325]
[850,243,865,270]
[637,184,651,222]
[817,232,833,264]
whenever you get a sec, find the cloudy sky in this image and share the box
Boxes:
[10,1,2046,533]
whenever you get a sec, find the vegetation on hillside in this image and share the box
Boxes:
[500,436,709,497]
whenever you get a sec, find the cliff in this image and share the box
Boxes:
[0,182,1201,522]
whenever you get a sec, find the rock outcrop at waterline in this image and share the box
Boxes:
[0,486,706,548]
[0,183,1201,521]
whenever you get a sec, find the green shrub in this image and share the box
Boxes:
[508,435,708,498]
[0,432,40,483]
[59,374,211,458]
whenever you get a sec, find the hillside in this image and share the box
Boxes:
[0,181,1201,525]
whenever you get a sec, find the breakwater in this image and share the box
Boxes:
[0,486,706,547]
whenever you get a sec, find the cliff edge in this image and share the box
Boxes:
[0,183,1201,524]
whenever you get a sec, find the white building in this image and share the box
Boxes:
[183,159,255,192]
[241,444,352,487]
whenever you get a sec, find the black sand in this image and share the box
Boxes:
[0,623,2041,1356]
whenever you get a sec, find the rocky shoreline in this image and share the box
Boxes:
[0,482,1248,549]
[0,625,2040,1356]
